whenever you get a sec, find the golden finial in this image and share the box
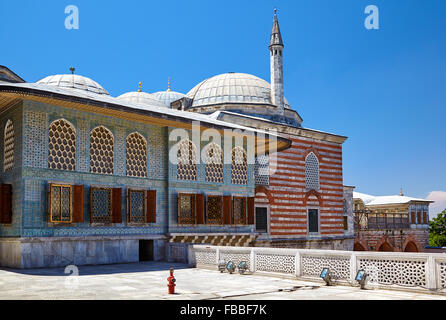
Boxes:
[138,81,142,92]
[400,187,404,196]
[69,67,75,74]
[167,77,171,92]
[274,8,277,15]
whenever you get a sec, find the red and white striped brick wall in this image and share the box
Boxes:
[256,134,345,238]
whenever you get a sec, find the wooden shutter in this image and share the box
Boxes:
[146,190,157,223]
[112,188,122,223]
[72,185,84,223]
[222,195,232,225]
[411,212,416,224]
[247,197,255,225]
[0,184,12,224]
[196,194,204,224]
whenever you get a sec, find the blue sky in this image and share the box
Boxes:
[1,0,445,216]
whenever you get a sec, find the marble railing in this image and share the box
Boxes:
[189,245,446,292]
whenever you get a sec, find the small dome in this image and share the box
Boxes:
[150,90,185,107]
[187,73,290,108]
[36,74,109,95]
[117,91,167,108]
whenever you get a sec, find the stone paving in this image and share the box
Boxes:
[0,261,445,300]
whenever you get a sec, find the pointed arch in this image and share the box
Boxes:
[305,151,320,191]
[204,142,223,183]
[90,126,114,175]
[3,119,14,171]
[126,132,147,178]
[177,138,197,181]
[48,118,76,171]
[231,146,248,185]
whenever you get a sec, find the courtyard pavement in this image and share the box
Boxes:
[0,261,445,300]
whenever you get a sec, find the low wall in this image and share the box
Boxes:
[189,245,446,292]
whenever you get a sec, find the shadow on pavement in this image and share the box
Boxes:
[0,261,191,277]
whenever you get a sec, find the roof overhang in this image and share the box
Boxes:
[0,84,291,155]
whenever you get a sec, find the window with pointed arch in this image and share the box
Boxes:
[48,119,76,171]
[204,142,223,183]
[4,120,14,171]
[177,139,197,181]
[305,152,320,191]
[231,147,248,185]
[90,126,114,175]
[126,132,147,178]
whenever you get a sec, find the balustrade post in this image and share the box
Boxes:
[216,248,220,264]
[294,251,301,277]
[350,252,357,284]
[250,249,256,273]
[425,255,437,290]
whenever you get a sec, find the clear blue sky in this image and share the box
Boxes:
[1,0,445,212]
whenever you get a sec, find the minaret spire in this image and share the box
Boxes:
[269,8,284,116]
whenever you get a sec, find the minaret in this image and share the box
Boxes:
[269,8,284,115]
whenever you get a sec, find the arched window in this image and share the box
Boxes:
[126,132,147,178]
[204,142,223,183]
[48,119,76,171]
[305,152,319,191]
[4,120,14,171]
[90,126,114,175]
[231,147,248,185]
[177,139,197,181]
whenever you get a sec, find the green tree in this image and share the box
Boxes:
[429,209,446,247]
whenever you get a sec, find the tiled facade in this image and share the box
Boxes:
[0,100,257,268]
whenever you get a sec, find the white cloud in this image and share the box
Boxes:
[426,191,446,219]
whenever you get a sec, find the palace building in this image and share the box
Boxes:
[0,11,352,269]
[353,190,433,252]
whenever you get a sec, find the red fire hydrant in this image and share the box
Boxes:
[167,267,176,294]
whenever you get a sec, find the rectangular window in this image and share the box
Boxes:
[417,211,421,225]
[423,212,428,225]
[232,197,247,225]
[0,184,12,224]
[90,187,112,224]
[255,207,267,232]
[50,184,72,223]
[308,209,319,233]
[128,189,146,223]
[343,216,348,231]
[178,194,196,224]
[411,212,416,224]
[206,195,222,225]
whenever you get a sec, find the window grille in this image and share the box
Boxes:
[126,132,147,178]
[128,189,145,223]
[305,152,319,191]
[91,187,112,223]
[178,194,196,224]
[48,119,76,171]
[231,147,248,185]
[254,155,269,186]
[232,197,247,225]
[50,184,72,223]
[205,143,223,183]
[206,196,222,224]
[177,139,197,181]
[4,120,14,171]
[90,126,114,175]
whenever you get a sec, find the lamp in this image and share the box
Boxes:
[238,261,248,274]
[355,269,369,289]
[226,261,236,274]
[218,260,226,273]
[320,268,333,286]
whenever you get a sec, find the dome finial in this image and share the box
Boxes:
[69,67,75,74]
[274,8,277,15]
[400,187,404,196]
[167,77,171,92]
[138,81,142,92]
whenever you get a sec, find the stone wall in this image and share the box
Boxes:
[355,228,429,252]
